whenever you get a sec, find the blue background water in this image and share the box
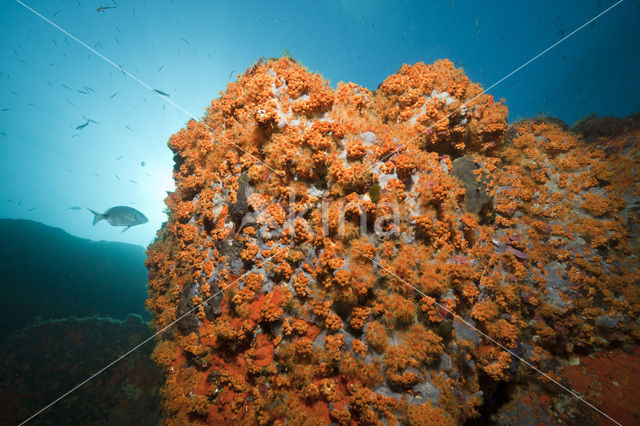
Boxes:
[1,0,639,248]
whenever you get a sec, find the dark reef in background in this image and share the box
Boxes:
[571,112,640,142]
[0,219,150,343]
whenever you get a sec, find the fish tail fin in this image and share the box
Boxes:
[87,208,104,225]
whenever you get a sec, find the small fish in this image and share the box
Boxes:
[6,199,14,203]
[94,172,101,177]
[11,91,19,96]
[144,172,151,176]
[110,92,118,99]
[88,206,148,233]
[77,89,89,94]
[94,42,102,48]
[179,37,190,46]
[18,200,22,206]
[141,161,146,167]
[76,120,90,130]
[62,84,71,90]
[28,207,35,212]
[125,125,133,131]
[157,65,163,71]
[75,118,97,130]
[115,174,120,180]
[27,102,35,107]
[96,6,115,12]
[229,70,235,79]
[129,179,138,184]
[273,19,282,24]
[1,108,10,111]
[53,10,61,17]
[116,155,123,160]
[152,89,170,97]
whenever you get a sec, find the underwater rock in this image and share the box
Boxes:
[145,57,639,424]
[451,156,492,215]
[571,114,624,141]
[0,219,150,344]
[0,315,163,425]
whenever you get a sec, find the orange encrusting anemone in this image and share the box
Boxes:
[146,57,640,425]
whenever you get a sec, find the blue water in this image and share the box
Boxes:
[1,0,639,248]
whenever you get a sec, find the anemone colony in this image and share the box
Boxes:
[145,57,639,424]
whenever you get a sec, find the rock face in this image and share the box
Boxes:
[145,57,639,424]
[0,315,163,425]
[451,156,492,216]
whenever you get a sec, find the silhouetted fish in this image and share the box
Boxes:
[75,118,97,130]
[67,206,81,210]
[152,89,170,97]
[87,206,148,232]
[96,6,115,12]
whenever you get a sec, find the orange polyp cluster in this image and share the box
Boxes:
[146,57,640,424]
